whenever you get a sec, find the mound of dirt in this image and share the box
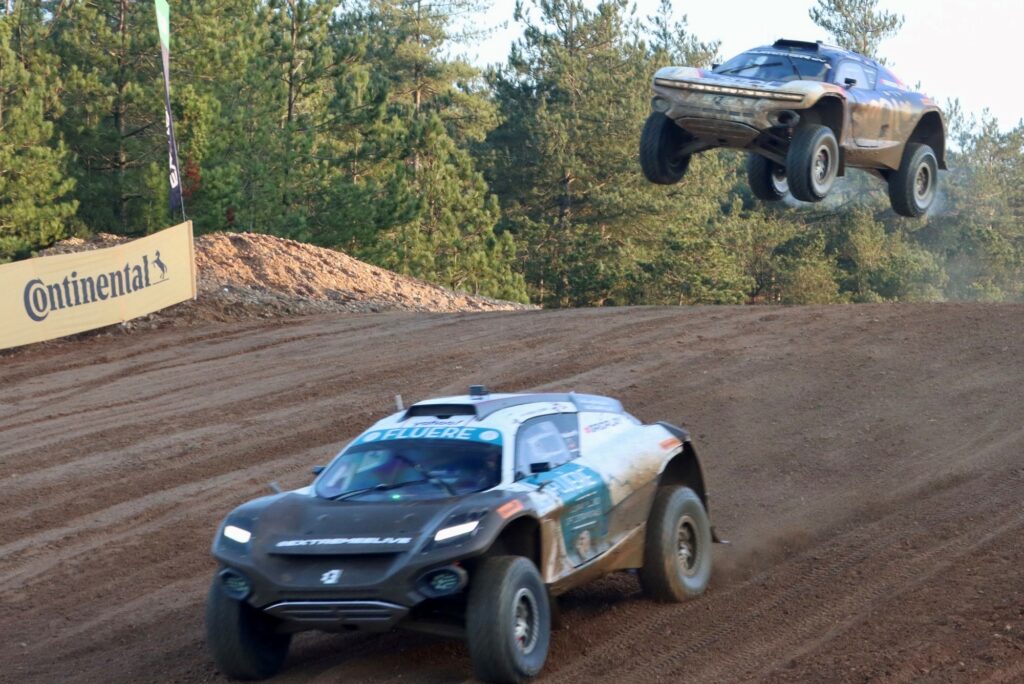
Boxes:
[37,230,532,331]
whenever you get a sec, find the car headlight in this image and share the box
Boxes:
[223,524,252,544]
[433,520,479,542]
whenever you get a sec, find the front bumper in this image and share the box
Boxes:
[652,77,809,143]
[264,600,409,632]
[212,517,507,632]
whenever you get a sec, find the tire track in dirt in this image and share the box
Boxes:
[3,304,1024,684]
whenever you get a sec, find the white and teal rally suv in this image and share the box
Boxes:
[207,387,720,683]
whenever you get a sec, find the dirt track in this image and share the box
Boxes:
[2,304,1023,683]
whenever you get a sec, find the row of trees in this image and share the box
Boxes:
[1,0,1022,304]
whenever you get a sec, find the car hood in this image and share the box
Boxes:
[232,492,469,556]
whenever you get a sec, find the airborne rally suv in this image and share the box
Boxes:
[206,388,719,682]
[641,39,946,217]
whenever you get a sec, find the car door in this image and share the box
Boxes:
[518,414,611,567]
[834,59,885,148]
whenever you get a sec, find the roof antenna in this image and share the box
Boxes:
[395,394,404,411]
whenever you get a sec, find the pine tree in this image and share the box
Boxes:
[486,0,750,306]
[48,0,165,235]
[0,7,77,261]
[808,0,903,60]
[350,0,527,301]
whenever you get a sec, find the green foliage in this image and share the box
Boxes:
[808,0,903,59]
[0,8,77,262]
[486,0,743,307]
[1,0,1022,308]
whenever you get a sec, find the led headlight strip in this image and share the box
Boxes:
[654,78,804,102]
[434,520,479,542]
[223,525,252,544]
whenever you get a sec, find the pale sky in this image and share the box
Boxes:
[461,0,1023,131]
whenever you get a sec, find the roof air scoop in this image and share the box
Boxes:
[469,385,490,399]
[773,38,822,51]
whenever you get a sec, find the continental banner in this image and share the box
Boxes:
[0,222,197,350]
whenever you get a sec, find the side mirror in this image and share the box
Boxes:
[311,465,325,475]
[844,77,858,88]
[711,63,720,70]
[529,462,551,474]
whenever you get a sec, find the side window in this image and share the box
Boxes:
[515,416,576,479]
[863,65,878,89]
[834,61,868,88]
[549,412,580,460]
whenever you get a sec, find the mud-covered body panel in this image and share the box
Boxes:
[650,42,945,173]
[209,391,708,632]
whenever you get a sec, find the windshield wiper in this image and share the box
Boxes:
[393,453,457,496]
[718,61,782,75]
[329,479,430,502]
[782,54,803,79]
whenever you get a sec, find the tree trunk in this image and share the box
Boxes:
[115,0,128,232]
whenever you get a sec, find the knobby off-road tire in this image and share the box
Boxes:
[888,142,938,217]
[206,574,292,680]
[747,153,789,201]
[639,485,712,603]
[639,112,692,185]
[786,124,839,202]
[467,556,551,683]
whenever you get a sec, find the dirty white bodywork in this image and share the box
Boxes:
[339,392,691,590]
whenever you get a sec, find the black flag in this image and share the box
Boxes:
[155,0,183,214]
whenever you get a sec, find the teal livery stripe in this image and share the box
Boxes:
[353,426,503,446]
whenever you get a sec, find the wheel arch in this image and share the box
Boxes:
[483,514,542,568]
[908,110,947,170]
[800,95,847,174]
[802,95,845,139]
[655,422,709,513]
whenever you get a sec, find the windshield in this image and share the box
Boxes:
[315,439,502,501]
[714,50,831,82]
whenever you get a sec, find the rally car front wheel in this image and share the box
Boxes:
[787,124,839,202]
[888,143,938,217]
[640,112,692,185]
[639,485,712,602]
[206,572,292,680]
[467,556,551,683]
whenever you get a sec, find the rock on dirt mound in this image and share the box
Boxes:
[39,231,532,328]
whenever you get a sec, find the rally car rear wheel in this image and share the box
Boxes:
[206,573,292,680]
[787,124,839,202]
[888,142,938,217]
[467,556,551,683]
[640,112,692,185]
[747,153,789,201]
[639,486,712,602]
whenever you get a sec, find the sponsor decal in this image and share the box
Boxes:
[748,49,829,64]
[276,536,412,547]
[584,417,621,434]
[353,426,503,446]
[497,499,525,519]
[529,462,611,566]
[0,222,196,350]
[320,569,343,584]
[660,437,682,451]
[22,254,165,322]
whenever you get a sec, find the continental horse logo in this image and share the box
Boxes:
[23,252,169,322]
